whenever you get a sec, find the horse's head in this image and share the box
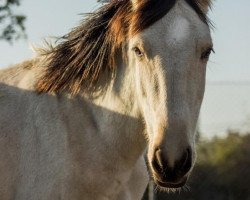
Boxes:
[128,0,213,189]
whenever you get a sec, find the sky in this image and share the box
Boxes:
[0,0,250,138]
[201,0,250,137]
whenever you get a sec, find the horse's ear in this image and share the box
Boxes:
[197,0,213,13]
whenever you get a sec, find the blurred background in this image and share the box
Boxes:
[0,0,249,199]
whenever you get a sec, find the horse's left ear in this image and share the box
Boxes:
[197,0,213,13]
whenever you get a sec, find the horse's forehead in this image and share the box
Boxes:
[140,1,210,45]
[167,3,209,38]
[168,17,190,43]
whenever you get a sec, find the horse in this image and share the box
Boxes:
[0,0,213,199]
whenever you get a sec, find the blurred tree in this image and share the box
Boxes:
[0,0,26,43]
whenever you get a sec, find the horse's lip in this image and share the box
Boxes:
[154,176,188,189]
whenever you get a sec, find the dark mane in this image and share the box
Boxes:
[36,0,210,95]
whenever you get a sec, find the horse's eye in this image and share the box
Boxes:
[133,47,144,57]
[201,47,214,60]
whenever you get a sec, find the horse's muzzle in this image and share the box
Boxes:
[151,147,192,188]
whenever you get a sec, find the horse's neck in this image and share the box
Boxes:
[82,62,146,166]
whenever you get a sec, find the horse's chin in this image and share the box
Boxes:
[154,176,188,189]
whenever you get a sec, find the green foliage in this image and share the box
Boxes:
[148,132,250,200]
[0,0,26,43]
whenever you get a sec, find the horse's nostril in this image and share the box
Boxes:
[177,147,192,175]
[155,149,164,168]
[152,149,164,174]
[151,147,192,183]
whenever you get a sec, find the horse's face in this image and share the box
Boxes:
[128,1,212,188]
